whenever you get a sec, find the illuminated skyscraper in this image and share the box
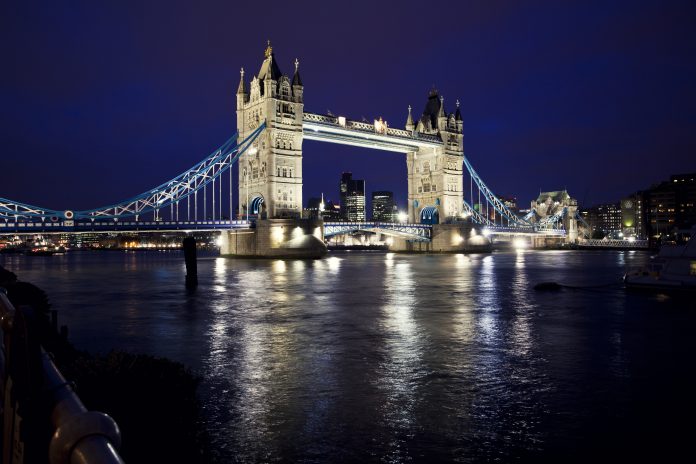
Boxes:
[340,172,365,221]
[372,191,397,221]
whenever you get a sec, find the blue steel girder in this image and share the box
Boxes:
[0,123,266,221]
[462,156,530,227]
[536,207,567,230]
[462,200,493,226]
[0,198,63,220]
[575,210,590,230]
[76,124,265,220]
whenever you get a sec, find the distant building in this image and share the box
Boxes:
[642,173,696,239]
[340,172,366,221]
[322,201,342,221]
[499,195,518,213]
[372,191,397,221]
[304,195,342,220]
[621,194,645,238]
[583,203,622,238]
[304,196,323,219]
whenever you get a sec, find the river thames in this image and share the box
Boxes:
[2,249,695,462]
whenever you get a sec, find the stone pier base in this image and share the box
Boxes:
[388,223,491,253]
[220,218,327,258]
[531,236,566,248]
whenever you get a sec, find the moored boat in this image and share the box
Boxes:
[623,227,696,290]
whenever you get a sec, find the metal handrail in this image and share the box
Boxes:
[0,291,125,464]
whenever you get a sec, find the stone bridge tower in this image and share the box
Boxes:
[406,90,464,223]
[236,42,304,219]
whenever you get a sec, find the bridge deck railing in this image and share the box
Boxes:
[0,220,252,234]
[579,238,649,248]
[303,113,441,144]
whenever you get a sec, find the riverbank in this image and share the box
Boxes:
[0,264,215,463]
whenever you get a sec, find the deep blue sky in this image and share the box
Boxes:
[2,0,694,212]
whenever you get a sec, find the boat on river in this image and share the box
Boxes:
[623,229,696,291]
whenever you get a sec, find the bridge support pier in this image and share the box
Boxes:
[220,218,327,258]
[388,223,491,253]
[531,236,566,248]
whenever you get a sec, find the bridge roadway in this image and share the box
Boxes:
[0,218,566,241]
[0,219,252,235]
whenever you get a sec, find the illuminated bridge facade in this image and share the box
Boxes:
[1,42,578,243]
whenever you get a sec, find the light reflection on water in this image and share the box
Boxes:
[2,249,695,462]
[379,258,421,462]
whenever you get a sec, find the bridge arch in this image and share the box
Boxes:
[420,206,439,225]
[249,195,265,216]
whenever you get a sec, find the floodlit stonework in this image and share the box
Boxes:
[236,42,304,219]
[406,91,465,224]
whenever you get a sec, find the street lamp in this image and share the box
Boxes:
[397,211,408,223]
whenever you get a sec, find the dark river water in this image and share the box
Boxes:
[2,249,695,462]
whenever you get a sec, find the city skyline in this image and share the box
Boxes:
[2,1,695,213]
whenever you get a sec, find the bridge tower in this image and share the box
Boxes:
[406,90,464,224]
[236,42,304,219]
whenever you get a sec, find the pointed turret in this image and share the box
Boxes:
[292,58,303,102]
[420,88,441,134]
[455,99,463,133]
[292,58,302,86]
[437,95,447,131]
[258,40,283,97]
[438,96,446,118]
[405,105,414,131]
[237,68,246,94]
[236,67,247,109]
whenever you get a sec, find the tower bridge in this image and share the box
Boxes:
[1,42,580,255]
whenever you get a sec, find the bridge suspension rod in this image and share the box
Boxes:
[462,156,530,227]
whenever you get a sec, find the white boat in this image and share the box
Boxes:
[623,228,696,290]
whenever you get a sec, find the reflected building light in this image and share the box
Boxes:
[327,256,341,272]
[272,259,286,273]
[292,226,304,240]
[454,253,471,269]
[214,257,226,275]
[515,250,525,269]
[292,260,306,272]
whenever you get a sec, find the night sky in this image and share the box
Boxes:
[2,0,695,213]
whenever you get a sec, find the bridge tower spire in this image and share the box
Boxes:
[236,42,304,219]
[405,105,414,132]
